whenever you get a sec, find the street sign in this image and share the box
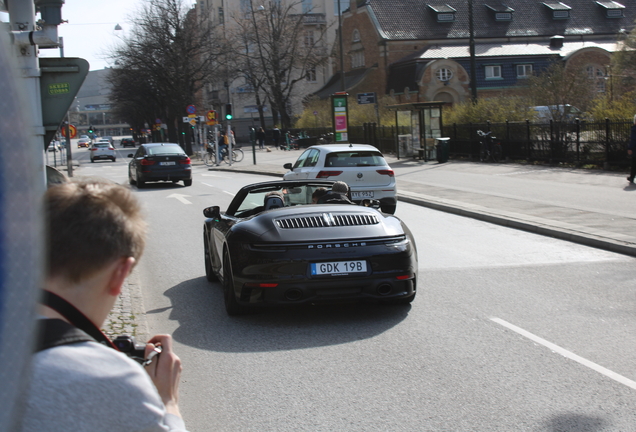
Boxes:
[61,124,77,139]
[189,119,197,126]
[357,92,376,105]
[206,110,217,126]
[186,104,196,114]
[182,117,190,123]
[331,93,349,143]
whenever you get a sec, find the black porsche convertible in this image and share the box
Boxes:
[203,180,418,315]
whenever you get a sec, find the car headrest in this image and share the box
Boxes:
[264,195,284,210]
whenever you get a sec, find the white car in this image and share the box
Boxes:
[90,141,116,162]
[283,144,397,214]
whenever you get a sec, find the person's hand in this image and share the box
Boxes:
[145,334,182,417]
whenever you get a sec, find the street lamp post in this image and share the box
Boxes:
[337,0,345,92]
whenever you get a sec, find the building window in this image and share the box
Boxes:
[485,65,502,79]
[218,7,224,23]
[436,68,453,82]
[587,65,607,93]
[351,51,365,69]
[352,29,361,42]
[304,30,314,47]
[306,67,317,82]
[302,0,312,13]
[516,64,532,78]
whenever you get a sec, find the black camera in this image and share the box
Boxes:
[113,335,147,364]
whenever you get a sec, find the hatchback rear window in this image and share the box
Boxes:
[95,144,109,148]
[148,145,185,156]
[325,151,386,168]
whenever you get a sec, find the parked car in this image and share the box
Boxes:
[128,143,192,187]
[121,137,136,148]
[202,179,417,315]
[283,144,397,214]
[77,138,91,148]
[89,142,116,162]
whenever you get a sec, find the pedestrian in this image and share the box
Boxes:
[257,127,266,150]
[20,179,188,432]
[272,126,280,149]
[628,114,636,183]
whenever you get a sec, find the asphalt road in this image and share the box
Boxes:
[73,159,636,432]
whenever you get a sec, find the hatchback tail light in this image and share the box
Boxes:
[179,157,191,165]
[377,169,394,177]
[140,158,156,166]
[108,146,115,150]
[316,170,343,178]
[90,148,97,151]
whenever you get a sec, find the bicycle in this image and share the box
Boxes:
[477,130,502,162]
[204,146,244,166]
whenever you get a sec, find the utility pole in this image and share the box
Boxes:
[468,0,478,102]
[337,0,345,92]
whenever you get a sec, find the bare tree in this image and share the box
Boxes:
[108,0,226,152]
[230,0,330,128]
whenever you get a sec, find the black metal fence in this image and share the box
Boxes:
[289,119,632,168]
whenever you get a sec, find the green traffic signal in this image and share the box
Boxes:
[225,103,232,120]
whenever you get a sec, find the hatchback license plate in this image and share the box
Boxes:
[160,161,176,166]
[311,260,367,276]
[351,191,374,199]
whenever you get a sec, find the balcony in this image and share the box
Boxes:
[302,13,326,25]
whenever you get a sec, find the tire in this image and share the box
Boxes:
[90,158,95,163]
[112,158,116,162]
[233,149,244,162]
[129,175,136,186]
[491,145,502,163]
[223,250,249,316]
[204,235,218,282]
[183,179,192,187]
[204,153,215,167]
[381,204,396,214]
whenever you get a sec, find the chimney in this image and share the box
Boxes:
[550,35,564,48]
[350,0,357,12]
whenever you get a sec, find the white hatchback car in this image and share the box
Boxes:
[283,144,397,214]
[90,141,116,162]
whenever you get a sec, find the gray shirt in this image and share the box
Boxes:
[20,341,187,432]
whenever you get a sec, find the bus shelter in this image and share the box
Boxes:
[387,102,446,160]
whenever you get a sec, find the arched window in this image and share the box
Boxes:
[436,68,453,82]
[352,29,361,42]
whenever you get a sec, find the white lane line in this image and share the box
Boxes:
[491,317,636,391]
[200,183,235,196]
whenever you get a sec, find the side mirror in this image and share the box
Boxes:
[283,163,293,170]
[203,206,220,219]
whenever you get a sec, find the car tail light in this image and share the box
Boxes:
[108,146,115,150]
[245,282,279,288]
[396,274,411,280]
[140,158,156,166]
[179,157,191,165]
[316,170,343,178]
[377,169,394,177]
[90,148,97,151]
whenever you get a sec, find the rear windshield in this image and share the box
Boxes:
[148,145,185,156]
[325,151,386,168]
[95,143,110,148]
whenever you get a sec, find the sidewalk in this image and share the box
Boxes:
[203,145,636,257]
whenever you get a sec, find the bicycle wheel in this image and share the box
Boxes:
[204,152,216,167]
[491,144,502,163]
[232,148,244,162]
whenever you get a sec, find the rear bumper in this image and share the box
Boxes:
[139,167,192,182]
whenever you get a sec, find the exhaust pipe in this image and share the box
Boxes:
[377,284,392,296]
[284,288,303,301]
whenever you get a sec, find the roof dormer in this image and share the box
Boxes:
[542,1,572,19]
[427,4,457,22]
[485,2,514,21]
[595,0,625,18]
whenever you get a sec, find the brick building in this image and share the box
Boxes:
[314,0,636,104]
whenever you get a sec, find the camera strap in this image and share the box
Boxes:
[40,290,117,350]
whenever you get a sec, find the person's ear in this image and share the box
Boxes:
[107,257,136,297]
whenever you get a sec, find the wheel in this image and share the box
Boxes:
[491,144,502,163]
[204,153,215,167]
[222,152,230,164]
[183,179,192,186]
[129,175,136,186]
[90,158,95,163]
[233,149,244,162]
[204,236,218,282]
[381,204,396,214]
[223,250,249,315]
[112,158,116,162]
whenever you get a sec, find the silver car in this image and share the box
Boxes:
[90,142,116,162]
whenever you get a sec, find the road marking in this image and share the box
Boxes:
[490,317,636,391]
[167,193,192,205]
[200,183,235,196]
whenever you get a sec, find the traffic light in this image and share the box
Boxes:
[225,103,233,120]
[88,125,94,134]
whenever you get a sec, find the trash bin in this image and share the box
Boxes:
[435,137,450,163]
